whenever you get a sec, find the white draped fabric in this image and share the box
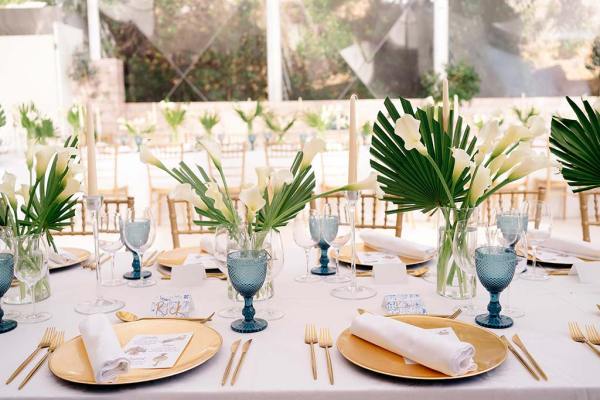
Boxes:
[2,227,600,399]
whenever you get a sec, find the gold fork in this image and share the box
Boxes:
[586,325,600,346]
[18,331,64,390]
[6,327,55,384]
[568,322,600,357]
[304,324,317,380]
[319,328,334,385]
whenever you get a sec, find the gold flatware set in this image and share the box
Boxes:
[305,324,335,384]
[356,308,462,320]
[115,310,215,324]
[568,322,600,357]
[6,327,65,390]
[501,335,547,381]
[221,339,253,386]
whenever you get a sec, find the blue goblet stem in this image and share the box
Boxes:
[487,292,502,322]
[242,296,255,323]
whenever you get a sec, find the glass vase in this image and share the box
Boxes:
[436,207,478,299]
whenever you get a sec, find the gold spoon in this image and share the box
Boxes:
[116,310,215,323]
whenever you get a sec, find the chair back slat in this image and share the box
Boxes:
[579,190,600,242]
[52,196,134,236]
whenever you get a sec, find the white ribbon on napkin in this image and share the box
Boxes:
[79,314,129,383]
[540,237,600,260]
[360,230,436,260]
[350,313,476,376]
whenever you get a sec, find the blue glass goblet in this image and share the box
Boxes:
[475,246,517,329]
[228,250,269,333]
[0,252,17,333]
[310,215,339,276]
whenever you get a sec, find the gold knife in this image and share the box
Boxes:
[512,334,548,380]
[221,339,241,386]
[501,336,539,380]
[231,339,252,386]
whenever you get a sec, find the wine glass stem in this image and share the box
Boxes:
[110,253,116,281]
[304,249,311,276]
[139,251,145,282]
[29,283,36,317]
[334,248,340,274]
[531,245,538,277]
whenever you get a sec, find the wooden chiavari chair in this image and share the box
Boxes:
[147,144,184,223]
[52,197,135,236]
[264,142,299,170]
[313,192,403,237]
[207,142,247,195]
[167,196,243,248]
[579,190,600,242]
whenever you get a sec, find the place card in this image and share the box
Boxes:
[535,248,579,265]
[170,255,209,287]
[573,261,600,283]
[358,251,400,265]
[382,293,426,315]
[123,333,193,369]
[150,294,194,317]
[372,262,407,284]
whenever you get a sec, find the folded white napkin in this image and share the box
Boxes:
[350,313,476,376]
[199,235,214,254]
[48,250,77,267]
[79,314,130,383]
[360,230,436,260]
[541,237,600,260]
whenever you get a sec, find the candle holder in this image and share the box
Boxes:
[75,195,125,314]
[330,191,377,300]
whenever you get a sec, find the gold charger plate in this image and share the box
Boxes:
[337,315,507,380]
[157,247,205,268]
[333,243,434,269]
[49,319,222,385]
[49,248,90,270]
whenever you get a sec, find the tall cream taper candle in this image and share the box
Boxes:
[442,78,450,132]
[85,103,98,196]
[348,94,358,184]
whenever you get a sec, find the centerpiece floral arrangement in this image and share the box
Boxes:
[160,100,187,143]
[66,104,83,136]
[234,101,263,150]
[141,137,380,249]
[118,115,156,150]
[18,103,57,144]
[0,135,83,299]
[199,111,220,139]
[262,111,296,144]
[550,97,600,191]
[370,95,549,298]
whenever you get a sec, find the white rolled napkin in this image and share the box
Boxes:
[79,314,130,383]
[541,237,600,260]
[350,313,476,376]
[360,230,436,260]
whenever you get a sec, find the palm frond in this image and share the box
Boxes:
[550,97,600,192]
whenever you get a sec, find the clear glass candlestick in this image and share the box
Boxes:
[330,191,376,300]
[75,196,124,314]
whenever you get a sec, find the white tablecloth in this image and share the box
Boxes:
[2,228,600,400]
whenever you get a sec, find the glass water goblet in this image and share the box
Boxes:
[474,246,518,329]
[0,228,17,332]
[257,230,286,320]
[227,249,269,333]
[216,226,243,318]
[521,201,552,281]
[99,211,125,286]
[13,234,51,323]
[451,219,482,316]
[293,211,320,283]
[122,208,156,288]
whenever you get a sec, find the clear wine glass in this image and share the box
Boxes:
[293,210,320,283]
[521,200,552,281]
[13,234,51,323]
[257,230,286,320]
[323,205,351,284]
[122,207,156,288]
[99,211,125,286]
[452,219,482,316]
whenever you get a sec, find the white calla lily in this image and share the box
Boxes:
[508,154,549,181]
[271,169,293,192]
[526,115,546,138]
[59,178,81,201]
[0,173,17,208]
[593,98,600,114]
[34,145,56,179]
[497,142,531,176]
[488,154,507,176]
[300,138,326,169]
[451,148,472,182]
[170,183,207,211]
[394,114,426,155]
[198,138,222,168]
[469,166,492,204]
[255,166,272,192]
[25,141,36,171]
[240,185,266,220]
[139,145,165,169]
[475,120,500,164]
[346,172,384,198]
[56,147,77,174]
[491,125,529,157]
[17,184,30,205]
[205,182,231,219]
[65,162,85,180]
